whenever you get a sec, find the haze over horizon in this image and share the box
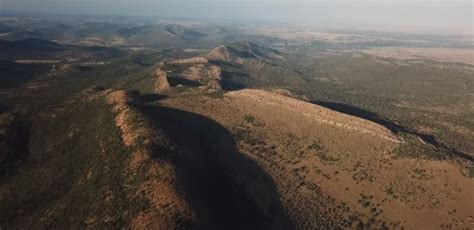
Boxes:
[1,0,474,229]
[1,0,472,34]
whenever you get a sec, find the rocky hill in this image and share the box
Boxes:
[207,42,284,63]
[158,88,474,229]
[1,32,472,229]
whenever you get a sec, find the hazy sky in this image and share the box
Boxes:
[1,0,472,33]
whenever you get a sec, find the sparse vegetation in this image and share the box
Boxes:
[0,13,472,230]
[0,98,149,228]
[243,114,256,123]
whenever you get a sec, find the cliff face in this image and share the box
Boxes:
[154,68,170,92]
[206,65,222,90]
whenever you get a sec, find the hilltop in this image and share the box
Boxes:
[157,88,473,228]
[207,42,284,62]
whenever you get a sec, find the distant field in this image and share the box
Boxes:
[14,60,62,64]
[360,47,474,65]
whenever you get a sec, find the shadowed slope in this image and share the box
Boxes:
[312,100,474,161]
[137,104,293,230]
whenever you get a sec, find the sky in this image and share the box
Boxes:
[1,0,472,34]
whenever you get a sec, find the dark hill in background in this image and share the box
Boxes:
[0,38,64,52]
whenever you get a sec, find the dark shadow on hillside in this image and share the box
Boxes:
[311,100,406,133]
[208,60,242,69]
[136,104,294,230]
[222,71,250,79]
[221,80,246,91]
[0,118,31,178]
[227,47,257,59]
[168,76,202,87]
[311,100,474,161]
[138,94,169,103]
[0,61,52,89]
[220,71,249,91]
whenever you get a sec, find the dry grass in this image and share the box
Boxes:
[160,89,474,229]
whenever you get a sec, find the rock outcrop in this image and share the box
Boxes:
[207,65,222,90]
[207,45,232,62]
[154,68,170,92]
[207,43,284,63]
[168,57,209,65]
[105,90,197,229]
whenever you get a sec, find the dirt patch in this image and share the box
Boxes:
[106,90,134,104]
[181,65,204,81]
